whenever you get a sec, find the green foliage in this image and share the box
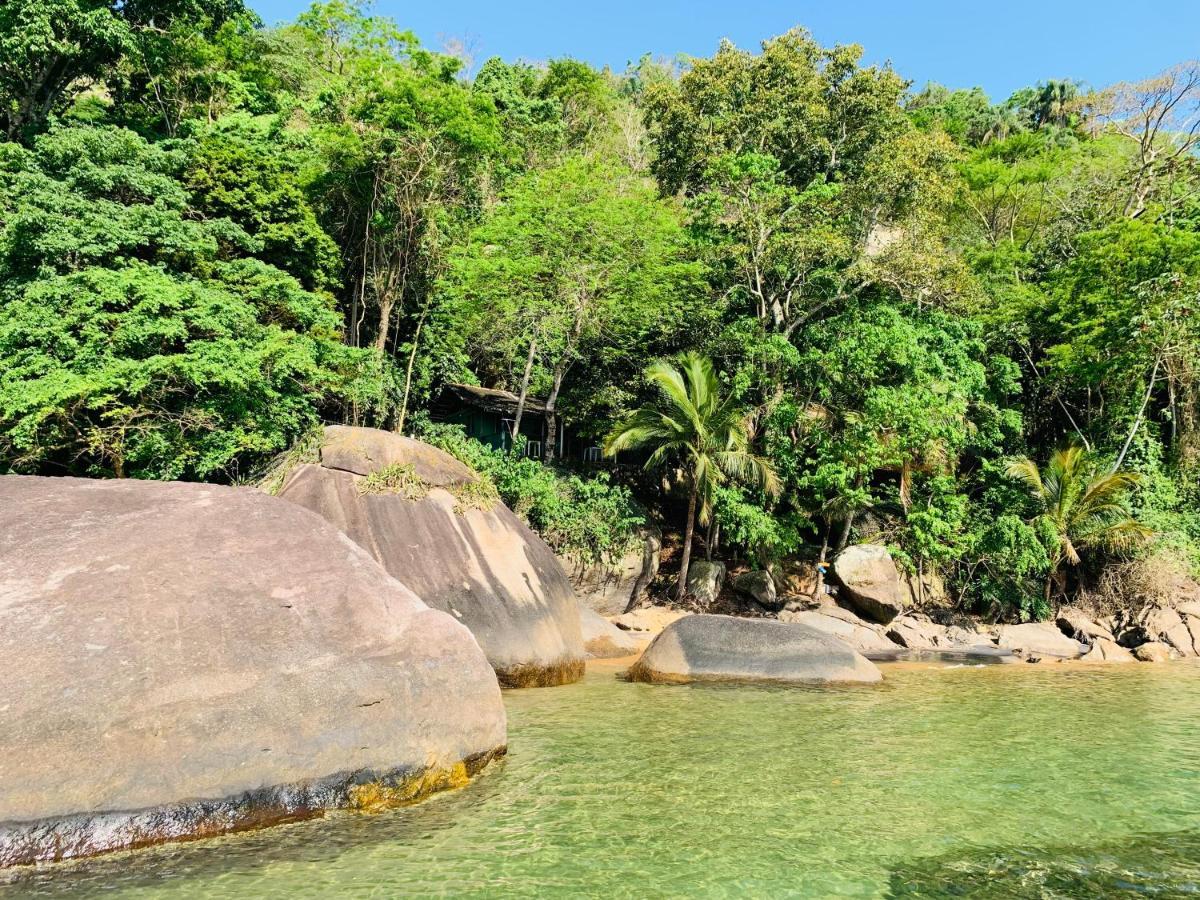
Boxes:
[443,153,709,433]
[0,5,1197,617]
[606,353,778,598]
[1006,445,1152,604]
[0,125,373,479]
[419,423,644,570]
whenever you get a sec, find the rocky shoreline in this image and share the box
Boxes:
[580,535,1200,668]
[2,431,1195,870]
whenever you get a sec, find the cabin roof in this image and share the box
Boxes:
[443,382,547,416]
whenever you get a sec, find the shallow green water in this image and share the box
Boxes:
[5,661,1200,898]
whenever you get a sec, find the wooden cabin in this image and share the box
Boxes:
[430,383,602,463]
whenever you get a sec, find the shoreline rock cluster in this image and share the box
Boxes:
[605,542,1200,669]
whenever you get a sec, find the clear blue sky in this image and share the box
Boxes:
[248,0,1200,100]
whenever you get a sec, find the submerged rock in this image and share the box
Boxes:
[579,604,644,658]
[0,475,506,868]
[832,545,904,624]
[732,570,781,611]
[277,426,585,687]
[627,614,883,685]
[686,560,726,605]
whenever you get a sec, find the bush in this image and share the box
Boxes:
[417,423,645,570]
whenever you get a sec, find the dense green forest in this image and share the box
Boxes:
[2,0,1198,620]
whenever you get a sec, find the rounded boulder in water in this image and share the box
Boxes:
[0,475,506,868]
[627,614,883,685]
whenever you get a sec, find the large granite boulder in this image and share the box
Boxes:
[732,570,781,611]
[277,426,585,687]
[832,544,905,624]
[1134,641,1174,662]
[778,608,899,655]
[0,476,506,868]
[993,622,1087,659]
[686,559,726,605]
[1079,637,1136,663]
[627,614,882,685]
[566,526,660,616]
[579,604,644,658]
[886,614,985,651]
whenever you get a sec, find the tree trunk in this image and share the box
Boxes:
[1112,356,1161,473]
[511,338,537,445]
[812,521,831,600]
[395,305,428,434]
[705,517,715,561]
[624,532,658,615]
[543,367,566,463]
[677,481,698,603]
[373,298,395,352]
[835,510,856,553]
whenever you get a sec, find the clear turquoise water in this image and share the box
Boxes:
[5,661,1200,898]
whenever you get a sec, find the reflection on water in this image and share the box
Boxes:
[4,661,1200,898]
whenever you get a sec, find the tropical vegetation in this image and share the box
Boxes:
[2,0,1198,619]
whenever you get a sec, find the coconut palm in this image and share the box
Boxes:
[1006,445,1151,605]
[1033,79,1080,128]
[605,353,779,603]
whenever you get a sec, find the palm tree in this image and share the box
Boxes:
[605,353,779,603]
[1033,79,1080,128]
[1006,445,1151,606]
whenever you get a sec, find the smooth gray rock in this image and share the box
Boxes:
[1116,605,1200,657]
[732,570,781,610]
[579,604,643,658]
[886,614,983,651]
[278,427,585,687]
[1079,637,1136,663]
[1134,641,1173,662]
[778,609,899,654]
[832,545,904,624]
[0,475,506,868]
[1056,607,1115,644]
[994,622,1087,659]
[627,614,882,685]
[686,560,726,605]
